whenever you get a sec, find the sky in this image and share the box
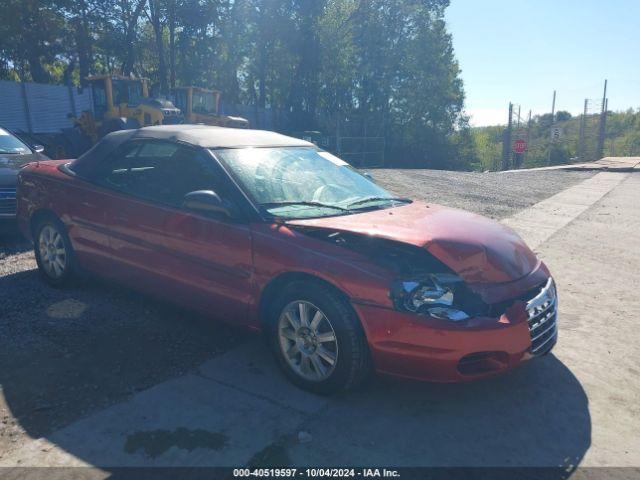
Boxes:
[446,0,640,126]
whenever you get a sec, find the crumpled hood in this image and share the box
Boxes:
[287,201,539,284]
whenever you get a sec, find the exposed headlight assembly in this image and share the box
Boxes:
[391,273,471,322]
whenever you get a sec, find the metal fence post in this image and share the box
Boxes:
[524,110,532,167]
[597,80,608,159]
[578,99,587,161]
[500,102,513,170]
[547,90,556,166]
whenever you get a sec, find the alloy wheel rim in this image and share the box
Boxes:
[38,225,67,279]
[278,300,338,382]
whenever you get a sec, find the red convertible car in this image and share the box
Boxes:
[16,126,557,394]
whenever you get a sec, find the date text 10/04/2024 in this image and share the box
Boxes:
[232,468,401,478]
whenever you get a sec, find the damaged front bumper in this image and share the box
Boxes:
[352,275,558,383]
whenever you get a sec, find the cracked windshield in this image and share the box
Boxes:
[216,147,410,219]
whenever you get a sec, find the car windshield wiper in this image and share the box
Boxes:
[259,201,349,212]
[346,196,411,209]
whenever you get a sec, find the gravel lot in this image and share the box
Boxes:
[0,168,596,459]
[0,226,245,457]
[367,168,596,219]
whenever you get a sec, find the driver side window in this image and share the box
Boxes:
[96,141,224,208]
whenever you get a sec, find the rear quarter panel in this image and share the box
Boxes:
[18,160,115,273]
[17,160,72,241]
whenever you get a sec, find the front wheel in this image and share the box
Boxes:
[267,281,372,394]
[33,217,77,287]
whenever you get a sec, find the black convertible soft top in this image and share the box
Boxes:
[70,125,313,175]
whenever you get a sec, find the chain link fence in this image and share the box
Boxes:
[498,84,611,170]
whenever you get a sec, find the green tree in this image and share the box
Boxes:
[0,0,474,169]
[0,0,66,83]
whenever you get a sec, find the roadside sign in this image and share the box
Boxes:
[551,125,562,141]
[513,139,527,154]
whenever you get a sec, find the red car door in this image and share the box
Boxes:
[162,207,253,325]
[100,189,171,289]
[86,141,169,289]
[156,145,254,324]
[60,178,114,272]
[93,140,254,323]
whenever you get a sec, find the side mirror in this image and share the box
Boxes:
[32,144,45,154]
[183,190,234,218]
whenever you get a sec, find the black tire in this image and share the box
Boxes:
[33,215,78,288]
[266,280,372,395]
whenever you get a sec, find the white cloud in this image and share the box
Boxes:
[465,108,508,127]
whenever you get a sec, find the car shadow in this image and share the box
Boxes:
[0,220,31,256]
[316,355,590,469]
[0,265,590,475]
[231,339,590,474]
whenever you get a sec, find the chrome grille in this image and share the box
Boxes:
[0,187,17,216]
[526,277,558,355]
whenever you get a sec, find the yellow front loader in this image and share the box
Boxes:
[173,86,249,129]
[56,75,183,157]
[83,75,183,140]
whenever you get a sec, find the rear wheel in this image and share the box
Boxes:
[267,281,372,394]
[33,216,77,287]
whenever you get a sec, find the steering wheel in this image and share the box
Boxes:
[312,183,352,203]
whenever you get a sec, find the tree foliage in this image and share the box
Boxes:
[0,0,474,168]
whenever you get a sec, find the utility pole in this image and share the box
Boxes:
[524,109,532,167]
[597,79,608,159]
[578,99,588,161]
[547,90,556,165]
[501,102,513,170]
